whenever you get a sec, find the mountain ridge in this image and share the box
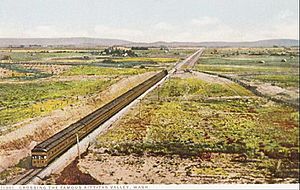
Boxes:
[0,37,298,47]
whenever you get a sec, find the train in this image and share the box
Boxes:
[31,70,168,167]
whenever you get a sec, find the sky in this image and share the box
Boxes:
[0,0,299,42]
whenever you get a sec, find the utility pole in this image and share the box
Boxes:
[139,99,142,119]
[76,133,80,160]
[157,85,161,101]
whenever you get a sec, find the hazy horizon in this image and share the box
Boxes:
[0,0,299,42]
[0,37,299,44]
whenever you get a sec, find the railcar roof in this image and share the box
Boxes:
[34,122,83,150]
[34,91,130,150]
[32,147,47,152]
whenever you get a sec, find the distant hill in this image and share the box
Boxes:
[0,37,298,48]
[0,37,131,47]
[129,39,299,47]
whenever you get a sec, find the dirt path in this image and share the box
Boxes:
[0,71,156,173]
[254,82,298,98]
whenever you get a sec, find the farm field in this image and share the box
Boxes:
[0,79,115,134]
[0,48,187,64]
[0,47,192,80]
[0,64,157,135]
[48,69,299,184]
[195,48,299,107]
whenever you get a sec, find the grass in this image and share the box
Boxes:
[196,64,296,74]
[93,48,299,179]
[97,98,299,159]
[0,99,73,134]
[1,51,92,62]
[62,66,156,76]
[0,166,23,184]
[94,62,151,68]
[0,48,185,133]
[0,79,115,132]
[0,63,52,80]
[159,77,253,97]
[96,76,299,166]
[196,48,299,88]
[133,48,196,58]
[1,48,187,64]
[199,56,299,68]
[251,74,299,88]
[112,57,179,63]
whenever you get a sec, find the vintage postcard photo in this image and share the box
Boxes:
[0,0,299,189]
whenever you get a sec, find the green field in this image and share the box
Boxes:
[62,66,157,76]
[0,51,92,62]
[159,77,253,97]
[0,48,189,63]
[97,77,298,157]
[0,63,52,80]
[196,48,299,88]
[0,78,115,134]
[96,76,299,178]
[251,74,299,87]
[133,48,196,58]
[112,57,179,63]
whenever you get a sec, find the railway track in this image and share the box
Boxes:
[6,48,204,185]
[173,49,204,71]
[7,168,43,185]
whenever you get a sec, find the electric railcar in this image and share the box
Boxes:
[31,70,168,167]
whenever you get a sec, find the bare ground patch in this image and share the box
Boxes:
[57,148,298,184]
[0,68,20,78]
